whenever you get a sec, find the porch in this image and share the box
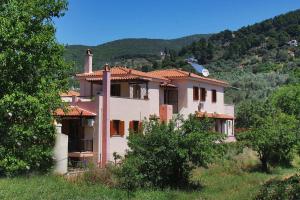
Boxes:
[55,106,96,169]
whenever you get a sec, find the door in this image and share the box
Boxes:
[164,89,178,113]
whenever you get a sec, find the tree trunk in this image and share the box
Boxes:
[261,157,269,173]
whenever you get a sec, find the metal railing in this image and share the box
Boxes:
[68,139,93,152]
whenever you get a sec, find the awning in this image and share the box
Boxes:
[54,106,96,117]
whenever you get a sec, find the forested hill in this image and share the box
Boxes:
[64,34,210,73]
[65,9,300,106]
[164,9,300,105]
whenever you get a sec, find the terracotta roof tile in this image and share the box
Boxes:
[86,75,151,81]
[196,111,234,119]
[148,69,228,86]
[54,106,96,117]
[76,66,168,81]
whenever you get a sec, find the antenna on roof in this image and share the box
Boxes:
[185,57,209,77]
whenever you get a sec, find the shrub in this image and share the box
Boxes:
[255,174,300,200]
[119,115,225,189]
[116,157,144,197]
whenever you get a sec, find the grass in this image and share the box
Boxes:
[0,149,299,200]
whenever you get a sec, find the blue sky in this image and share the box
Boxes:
[55,0,300,46]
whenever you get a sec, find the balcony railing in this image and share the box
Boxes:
[224,104,234,116]
[69,139,93,152]
[81,139,93,152]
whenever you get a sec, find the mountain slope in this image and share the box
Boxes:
[64,34,210,72]
[166,9,300,105]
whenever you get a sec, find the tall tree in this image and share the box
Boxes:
[0,0,70,176]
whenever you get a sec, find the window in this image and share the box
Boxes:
[132,84,141,99]
[212,89,217,103]
[129,120,142,133]
[200,88,206,101]
[111,84,121,97]
[193,86,199,100]
[110,120,125,137]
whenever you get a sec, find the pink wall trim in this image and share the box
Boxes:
[101,65,111,167]
[159,104,173,123]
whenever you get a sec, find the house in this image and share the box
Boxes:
[288,40,298,47]
[54,49,235,172]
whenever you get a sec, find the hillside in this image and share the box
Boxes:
[163,9,300,105]
[64,34,210,72]
[65,9,300,107]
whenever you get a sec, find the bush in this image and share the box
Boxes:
[119,115,225,190]
[255,174,300,200]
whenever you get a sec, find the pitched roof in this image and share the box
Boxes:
[60,90,80,97]
[76,66,168,82]
[147,69,229,86]
[196,111,234,119]
[54,106,96,117]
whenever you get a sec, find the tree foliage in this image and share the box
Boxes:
[0,0,70,176]
[238,111,299,172]
[118,115,225,189]
[270,84,300,119]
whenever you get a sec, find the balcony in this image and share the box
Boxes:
[224,104,234,116]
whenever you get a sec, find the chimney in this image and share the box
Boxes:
[84,49,93,73]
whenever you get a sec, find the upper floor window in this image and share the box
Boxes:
[212,89,217,103]
[110,120,125,137]
[193,86,199,101]
[132,84,141,99]
[200,88,206,101]
[111,84,121,97]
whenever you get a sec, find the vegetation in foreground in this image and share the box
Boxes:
[0,149,299,200]
[0,0,70,176]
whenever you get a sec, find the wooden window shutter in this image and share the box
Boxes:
[119,121,125,137]
[193,86,199,100]
[138,121,143,133]
[200,88,206,101]
[110,120,114,137]
[129,121,134,131]
[212,90,217,103]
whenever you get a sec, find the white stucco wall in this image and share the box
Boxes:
[54,124,68,174]
[172,79,225,119]
[110,97,149,156]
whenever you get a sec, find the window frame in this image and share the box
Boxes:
[129,120,141,134]
[132,84,141,99]
[212,89,217,103]
[110,120,125,137]
[200,87,206,102]
[193,86,199,101]
[111,84,121,97]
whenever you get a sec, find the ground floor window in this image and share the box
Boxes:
[110,120,125,136]
[129,120,142,133]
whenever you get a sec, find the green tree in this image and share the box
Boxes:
[121,115,224,188]
[238,112,299,172]
[0,0,70,176]
[270,84,300,119]
[235,100,274,129]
